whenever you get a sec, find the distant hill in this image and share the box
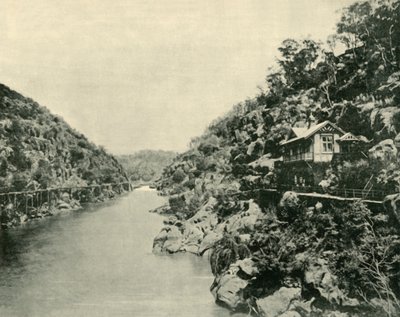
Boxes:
[0,83,128,192]
[117,150,176,183]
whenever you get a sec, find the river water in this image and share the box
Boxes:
[0,187,238,317]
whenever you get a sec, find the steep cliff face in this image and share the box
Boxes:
[0,83,127,192]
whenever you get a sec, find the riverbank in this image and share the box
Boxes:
[0,183,131,229]
[151,190,400,317]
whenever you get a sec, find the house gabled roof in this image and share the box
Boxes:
[292,127,308,138]
[337,132,360,142]
[281,121,346,146]
[337,132,369,143]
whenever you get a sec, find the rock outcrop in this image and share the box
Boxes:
[383,193,400,223]
[256,287,301,317]
[153,223,183,254]
[303,257,344,305]
[152,199,263,255]
[211,258,259,311]
[368,139,398,164]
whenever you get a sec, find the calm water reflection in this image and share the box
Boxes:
[0,188,241,317]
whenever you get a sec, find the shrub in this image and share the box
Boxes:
[70,147,85,163]
[172,169,186,183]
[168,195,186,213]
[33,159,52,188]
[9,147,31,171]
[210,235,251,276]
[77,139,89,149]
[0,159,7,177]
[337,159,373,189]
[183,178,196,190]
[11,173,28,191]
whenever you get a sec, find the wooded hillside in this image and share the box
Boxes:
[155,1,400,316]
[117,150,176,183]
[0,83,128,192]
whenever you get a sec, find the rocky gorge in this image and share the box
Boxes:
[150,1,400,316]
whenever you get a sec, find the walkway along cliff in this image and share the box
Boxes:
[0,182,132,228]
[0,82,131,229]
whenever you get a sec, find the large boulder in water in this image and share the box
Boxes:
[210,258,259,311]
[211,273,249,311]
[56,200,73,210]
[153,225,183,254]
[176,197,219,254]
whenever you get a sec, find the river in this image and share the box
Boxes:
[0,187,239,317]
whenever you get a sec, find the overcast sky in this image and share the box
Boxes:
[0,0,356,155]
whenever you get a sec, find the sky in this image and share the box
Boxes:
[0,0,356,155]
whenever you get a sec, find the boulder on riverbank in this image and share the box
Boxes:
[56,198,81,210]
[210,258,259,312]
[224,200,264,234]
[152,197,219,254]
[199,231,223,255]
[211,273,249,311]
[152,198,264,255]
[153,224,183,254]
[256,287,301,317]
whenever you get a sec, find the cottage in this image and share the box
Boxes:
[277,121,367,187]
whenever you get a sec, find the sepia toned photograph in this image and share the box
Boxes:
[0,0,399,316]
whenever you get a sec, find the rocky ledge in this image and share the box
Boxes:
[153,198,262,255]
[152,192,398,317]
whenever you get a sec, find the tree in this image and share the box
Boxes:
[336,0,400,94]
[277,38,322,90]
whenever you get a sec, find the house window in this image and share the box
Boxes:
[322,135,333,152]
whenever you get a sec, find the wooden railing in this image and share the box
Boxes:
[283,152,313,162]
[0,182,132,215]
[278,185,388,201]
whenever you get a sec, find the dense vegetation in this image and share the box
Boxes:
[117,150,176,183]
[0,83,128,192]
[155,1,400,316]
